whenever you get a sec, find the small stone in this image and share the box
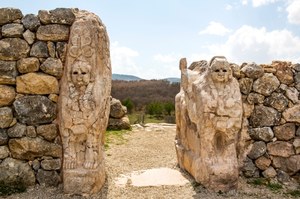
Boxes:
[7,123,26,138]
[22,14,40,31]
[253,73,280,96]
[264,92,289,112]
[241,62,264,79]
[26,126,36,138]
[2,23,24,37]
[17,57,39,73]
[0,107,13,128]
[41,158,61,170]
[40,57,63,78]
[247,92,265,104]
[0,129,8,145]
[48,94,58,103]
[37,124,58,141]
[0,158,35,188]
[248,127,274,142]
[0,85,15,107]
[239,78,253,95]
[30,41,49,58]
[284,86,299,104]
[273,123,295,141]
[22,29,35,45]
[56,42,67,62]
[16,72,59,94]
[249,105,281,127]
[0,38,30,61]
[36,169,61,187]
[0,8,23,25]
[267,141,294,157]
[36,24,69,41]
[243,102,254,118]
[241,157,260,178]
[272,61,294,85]
[38,8,75,25]
[247,141,267,159]
[261,64,277,73]
[31,159,40,171]
[47,42,56,58]
[9,137,62,160]
[0,146,9,159]
[13,95,57,125]
[255,156,271,170]
[0,60,17,85]
[277,170,291,184]
[262,166,277,178]
[282,105,300,123]
[293,138,300,154]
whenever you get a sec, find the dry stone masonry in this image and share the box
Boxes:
[0,7,111,195]
[176,58,300,191]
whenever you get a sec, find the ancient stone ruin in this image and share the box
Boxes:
[59,11,111,195]
[176,57,300,191]
[175,56,243,192]
[0,7,111,196]
[107,98,131,130]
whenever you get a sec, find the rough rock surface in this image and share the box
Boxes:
[38,8,75,25]
[17,57,40,73]
[108,116,131,130]
[36,124,58,141]
[2,23,24,37]
[252,73,280,96]
[0,107,13,128]
[248,127,274,142]
[7,123,26,138]
[22,14,41,31]
[0,60,17,84]
[36,24,70,41]
[0,8,23,25]
[175,56,243,192]
[250,105,281,127]
[36,169,61,187]
[40,57,63,78]
[0,85,15,106]
[0,38,30,60]
[30,41,49,58]
[267,141,294,157]
[13,95,56,125]
[110,98,127,118]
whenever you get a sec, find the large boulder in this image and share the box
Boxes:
[249,105,281,127]
[17,57,40,74]
[241,62,264,79]
[0,38,30,60]
[40,58,63,78]
[0,85,15,107]
[0,8,23,25]
[107,116,131,130]
[9,137,62,160]
[38,8,75,25]
[22,14,41,31]
[252,73,280,96]
[0,107,13,128]
[110,98,127,118]
[267,141,294,157]
[2,23,24,38]
[36,24,70,41]
[13,95,56,125]
[283,105,300,123]
[0,60,17,84]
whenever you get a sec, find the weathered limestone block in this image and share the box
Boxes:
[252,73,280,96]
[262,167,277,178]
[56,42,67,62]
[17,57,40,73]
[272,155,300,175]
[0,158,35,188]
[9,137,62,160]
[175,56,242,192]
[0,145,9,159]
[247,141,267,160]
[264,92,288,112]
[107,116,131,130]
[36,124,58,141]
[267,141,294,157]
[282,105,300,123]
[0,60,17,85]
[255,156,271,170]
[36,169,61,186]
[47,41,56,58]
[0,38,30,60]
[272,61,294,85]
[2,23,24,37]
[0,107,13,128]
[241,157,260,178]
[0,129,8,145]
[13,95,56,125]
[0,85,15,106]
[22,14,41,31]
[273,123,295,141]
[247,92,265,104]
[58,10,111,195]
[40,57,63,78]
[7,122,26,138]
[239,78,253,94]
[36,24,70,41]
[16,72,59,94]
[280,84,300,104]
[248,127,274,142]
[22,29,35,45]
[293,138,300,154]
[41,158,61,170]
[110,98,127,118]
[241,62,264,79]
[26,126,36,138]
[0,8,23,25]
[30,41,49,58]
[38,8,75,25]
[249,105,281,127]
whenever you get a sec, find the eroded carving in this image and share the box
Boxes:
[175,56,243,192]
[59,10,111,195]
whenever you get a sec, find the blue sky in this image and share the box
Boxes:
[1,0,300,79]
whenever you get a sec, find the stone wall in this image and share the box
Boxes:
[0,8,75,187]
[235,61,300,184]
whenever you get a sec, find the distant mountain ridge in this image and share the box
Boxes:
[112,73,180,83]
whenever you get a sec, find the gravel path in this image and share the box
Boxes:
[5,123,295,199]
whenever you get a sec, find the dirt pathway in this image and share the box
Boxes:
[5,123,295,199]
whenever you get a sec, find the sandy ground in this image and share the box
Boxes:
[4,123,296,199]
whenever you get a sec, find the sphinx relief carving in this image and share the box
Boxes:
[175,56,243,192]
[58,10,111,195]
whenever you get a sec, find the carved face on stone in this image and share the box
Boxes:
[210,59,232,83]
[71,61,92,87]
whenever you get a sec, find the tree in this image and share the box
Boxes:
[146,102,164,116]
[122,98,134,113]
[164,101,175,115]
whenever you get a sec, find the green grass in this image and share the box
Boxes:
[0,181,26,196]
[247,178,267,186]
[286,190,300,197]
[105,129,129,150]
[128,113,165,124]
[266,182,283,192]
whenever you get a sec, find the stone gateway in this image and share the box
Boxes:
[58,10,111,195]
[175,56,243,192]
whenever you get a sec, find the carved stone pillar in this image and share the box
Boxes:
[175,56,243,192]
[58,10,111,195]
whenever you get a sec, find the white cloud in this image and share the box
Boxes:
[153,53,181,78]
[154,54,178,63]
[225,4,233,10]
[110,41,140,75]
[198,21,232,36]
[242,0,248,5]
[286,0,300,24]
[251,0,279,7]
[198,25,300,64]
